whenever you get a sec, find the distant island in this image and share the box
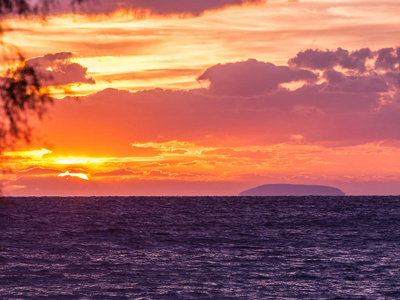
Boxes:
[239,184,345,196]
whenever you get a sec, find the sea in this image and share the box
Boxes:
[1,196,400,299]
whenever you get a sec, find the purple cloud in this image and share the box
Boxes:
[288,48,373,73]
[27,52,95,86]
[288,46,400,91]
[67,0,264,16]
[197,59,317,96]
[323,70,389,93]
[375,47,400,70]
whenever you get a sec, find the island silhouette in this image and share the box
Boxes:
[239,184,345,196]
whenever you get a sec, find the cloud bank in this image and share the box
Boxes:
[5,46,400,196]
[34,47,400,156]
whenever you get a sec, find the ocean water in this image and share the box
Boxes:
[1,196,400,299]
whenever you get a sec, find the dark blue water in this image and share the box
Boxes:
[1,196,400,299]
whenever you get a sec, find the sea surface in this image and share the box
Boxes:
[1,196,400,299]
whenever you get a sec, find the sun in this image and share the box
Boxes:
[58,171,89,180]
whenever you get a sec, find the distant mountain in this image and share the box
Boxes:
[239,184,345,196]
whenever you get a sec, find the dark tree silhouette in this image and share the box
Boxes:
[0,57,50,148]
[0,0,87,150]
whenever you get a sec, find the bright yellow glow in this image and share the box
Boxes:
[54,158,97,164]
[58,171,89,180]
[3,148,52,159]
[131,141,217,157]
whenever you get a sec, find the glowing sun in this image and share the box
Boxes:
[58,171,89,180]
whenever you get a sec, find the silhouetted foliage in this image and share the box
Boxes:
[0,56,51,147]
[0,0,87,150]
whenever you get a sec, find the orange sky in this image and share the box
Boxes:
[2,0,400,196]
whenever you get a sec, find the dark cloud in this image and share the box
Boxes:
[288,46,400,91]
[347,48,374,72]
[289,49,341,70]
[375,47,400,70]
[27,52,95,86]
[197,59,317,96]
[288,48,373,72]
[71,0,264,16]
[323,70,389,93]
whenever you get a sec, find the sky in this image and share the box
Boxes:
[2,0,400,196]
